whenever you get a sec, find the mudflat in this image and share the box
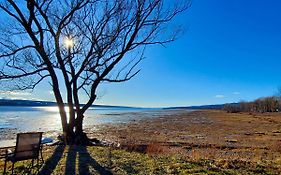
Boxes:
[93,110,281,165]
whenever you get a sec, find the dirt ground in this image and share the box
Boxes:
[91,110,281,167]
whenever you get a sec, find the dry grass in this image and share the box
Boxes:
[1,145,280,175]
[90,110,281,173]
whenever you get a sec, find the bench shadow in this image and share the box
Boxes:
[65,146,112,175]
[37,145,65,175]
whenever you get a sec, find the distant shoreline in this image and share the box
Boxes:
[0,98,226,109]
[0,99,141,109]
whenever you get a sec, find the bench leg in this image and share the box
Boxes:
[11,162,14,175]
[3,158,7,175]
[40,149,44,163]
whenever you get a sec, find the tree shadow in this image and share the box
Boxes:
[37,145,65,175]
[36,145,112,175]
[65,146,113,175]
[65,145,77,174]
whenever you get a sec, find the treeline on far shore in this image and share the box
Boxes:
[224,96,281,113]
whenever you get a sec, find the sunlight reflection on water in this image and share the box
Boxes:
[35,106,69,113]
[0,106,165,132]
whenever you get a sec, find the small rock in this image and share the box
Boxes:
[225,139,238,143]
[196,135,204,139]
[254,132,266,135]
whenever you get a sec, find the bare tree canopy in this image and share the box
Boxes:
[0,0,190,144]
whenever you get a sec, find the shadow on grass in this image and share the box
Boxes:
[36,145,112,175]
[37,145,65,175]
[70,146,112,175]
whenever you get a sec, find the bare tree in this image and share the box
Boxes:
[0,0,190,144]
[224,96,280,113]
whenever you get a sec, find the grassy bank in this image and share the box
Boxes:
[0,145,279,175]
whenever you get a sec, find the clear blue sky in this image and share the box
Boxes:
[1,0,281,107]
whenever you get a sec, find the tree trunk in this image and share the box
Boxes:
[53,91,69,144]
[75,115,83,136]
[65,113,93,145]
[56,102,93,145]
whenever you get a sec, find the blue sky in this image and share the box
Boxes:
[1,0,281,107]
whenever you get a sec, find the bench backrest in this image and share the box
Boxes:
[14,132,43,161]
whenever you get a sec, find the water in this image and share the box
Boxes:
[0,106,178,146]
[0,106,165,131]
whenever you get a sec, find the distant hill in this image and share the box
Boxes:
[0,99,57,106]
[0,99,137,108]
[164,104,227,110]
[0,98,234,110]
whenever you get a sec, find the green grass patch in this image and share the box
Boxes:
[0,145,280,174]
